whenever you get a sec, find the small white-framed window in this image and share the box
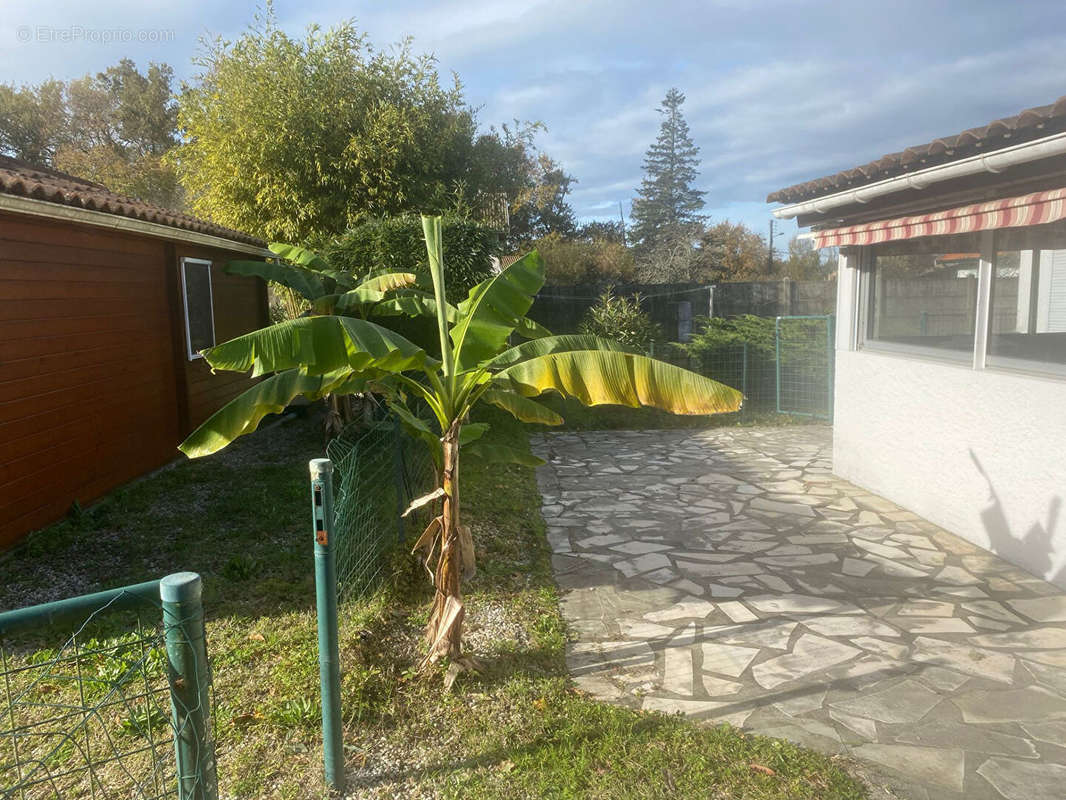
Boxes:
[180,258,216,360]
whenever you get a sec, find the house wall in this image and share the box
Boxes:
[832,251,1066,588]
[0,212,266,549]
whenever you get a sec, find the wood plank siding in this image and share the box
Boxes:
[0,212,267,548]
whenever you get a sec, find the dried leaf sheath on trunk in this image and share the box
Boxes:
[425,422,464,661]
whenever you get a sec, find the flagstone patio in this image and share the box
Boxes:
[533,425,1066,800]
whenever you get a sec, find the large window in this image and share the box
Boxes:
[989,225,1066,371]
[859,225,1066,374]
[180,258,215,360]
[864,236,980,357]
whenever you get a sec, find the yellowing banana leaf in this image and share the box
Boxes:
[495,350,743,416]
[226,259,329,301]
[488,334,636,370]
[480,388,564,425]
[202,316,432,377]
[360,272,417,293]
[449,250,545,370]
[179,368,366,457]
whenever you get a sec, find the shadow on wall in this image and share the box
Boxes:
[971,450,1064,586]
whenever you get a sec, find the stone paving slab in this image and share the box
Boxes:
[534,426,1066,800]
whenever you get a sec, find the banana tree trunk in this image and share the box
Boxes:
[424,420,464,660]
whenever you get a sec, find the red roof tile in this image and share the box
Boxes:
[0,156,266,247]
[767,95,1066,205]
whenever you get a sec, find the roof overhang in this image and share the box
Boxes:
[0,193,272,257]
[772,131,1066,222]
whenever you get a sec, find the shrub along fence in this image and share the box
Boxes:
[0,573,216,800]
[657,314,835,420]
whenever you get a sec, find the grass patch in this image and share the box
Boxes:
[1,408,865,799]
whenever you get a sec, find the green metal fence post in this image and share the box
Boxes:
[310,458,345,793]
[160,572,217,800]
[774,316,782,415]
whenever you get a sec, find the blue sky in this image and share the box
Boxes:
[3,1,1066,239]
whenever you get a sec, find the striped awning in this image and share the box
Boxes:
[812,187,1066,249]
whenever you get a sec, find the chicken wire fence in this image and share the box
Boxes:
[324,417,436,604]
[654,315,835,420]
[0,573,216,800]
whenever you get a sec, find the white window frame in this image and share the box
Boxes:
[856,240,985,365]
[853,229,1066,380]
[180,257,216,361]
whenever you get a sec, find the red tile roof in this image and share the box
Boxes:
[767,95,1066,205]
[0,156,266,247]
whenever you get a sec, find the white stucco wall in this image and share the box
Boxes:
[833,255,1066,587]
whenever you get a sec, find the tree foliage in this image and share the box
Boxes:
[630,88,706,247]
[177,13,477,242]
[323,215,500,302]
[525,232,634,285]
[780,236,829,280]
[0,59,181,207]
[466,122,577,245]
[634,222,704,283]
[697,220,769,282]
[176,12,576,244]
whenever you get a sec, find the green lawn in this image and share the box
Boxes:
[1,408,867,799]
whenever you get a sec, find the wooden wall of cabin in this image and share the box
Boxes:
[0,212,267,549]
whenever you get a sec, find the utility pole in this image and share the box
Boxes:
[767,218,775,275]
[767,218,784,275]
[618,201,628,247]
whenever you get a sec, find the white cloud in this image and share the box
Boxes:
[2,0,1063,234]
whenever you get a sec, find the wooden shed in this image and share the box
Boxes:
[0,158,271,548]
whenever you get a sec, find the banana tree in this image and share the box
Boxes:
[228,241,443,431]
[179,216,742,670]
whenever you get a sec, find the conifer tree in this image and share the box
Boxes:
[630,88,706,246]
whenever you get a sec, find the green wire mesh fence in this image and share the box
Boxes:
[775,315,835,419]
[655,315,835,420]
[0,573,216,800]
[325,417,436,604]
[312,415,436,793]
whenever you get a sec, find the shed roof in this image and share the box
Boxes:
[0,156,266,248]
[767,95,1066,205]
